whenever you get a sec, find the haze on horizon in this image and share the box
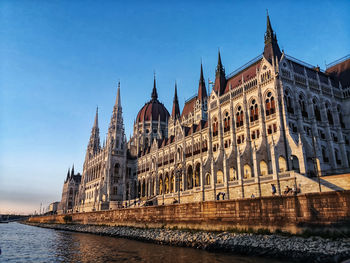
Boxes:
[1,0,349,214]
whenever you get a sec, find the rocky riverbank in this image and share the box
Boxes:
[24,222,350,263]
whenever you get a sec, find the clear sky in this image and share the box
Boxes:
[1,0,349,214]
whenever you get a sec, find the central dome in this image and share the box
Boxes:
[136,78,170,123]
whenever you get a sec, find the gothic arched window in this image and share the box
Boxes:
[250,99,259,122]
[265,92,275,116]
[313,98,321,122]
[223,112,230,132]
[299,94,308,118]
[236,106,244,128]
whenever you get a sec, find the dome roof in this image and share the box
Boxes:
[137,100,170,123]
[136,77,170,123]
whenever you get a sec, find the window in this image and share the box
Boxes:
[212,117,218,136]
[250,99,259,122]
[223,112,230,132]
[322,147,329,163]
[299,94,308,118]
[313,98,321,122]
[325,104,334,126]
[338,105,345,128]
[285,90,294,114]
[236,106,244,128]
[265,92,275,116]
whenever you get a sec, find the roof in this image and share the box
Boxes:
[181,96,196,120]
[136,99,170,123]
[224,59,261,94]
[326,57,350,88]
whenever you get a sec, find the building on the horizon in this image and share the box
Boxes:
[58,14,350,213]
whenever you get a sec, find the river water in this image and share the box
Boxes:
[0,222,285,263]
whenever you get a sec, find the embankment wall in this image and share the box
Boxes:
[29,191,350,233]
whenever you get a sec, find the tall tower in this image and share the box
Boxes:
[86,107,100,158]
[171,82,180,120]
[106,81,127,203]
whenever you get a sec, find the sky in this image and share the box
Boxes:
[0,0,349,214]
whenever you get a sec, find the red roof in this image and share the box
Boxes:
[181,97,196,120]
[224,60,260,94]
[137,99,170,123]
[326,57,350,88]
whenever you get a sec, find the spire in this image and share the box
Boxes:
[93,106,99,129]
[198,62,207,101]
[71,164,74,176]
[115,81,121,108]
[214,50,226,95]
[263,11,282,63]
[151,73,158,101]
[171,82,180,119]
[66,168,70,181]
[87,106,101,155]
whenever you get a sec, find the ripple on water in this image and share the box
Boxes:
[0,223,286,263]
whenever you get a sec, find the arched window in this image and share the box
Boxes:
[313,98,321,122]
[165,173,169,193]
[325,104,333,126]
[265,92,275,116]
[205,173,211,185]
[260,161,268,176]
[216,170,224,184]
[170,172,175,192]
[278,156,287,172]
[236,106,244,128]
[338,105,345,128]
[212,117,218,136]
[159,175,163,195]
[250,99,259,122]
[299,94,308,118]
[335,149,341,165]
[322,147,329,163]
[223,112,230,132]
[195,163,200,187]
[187,166,193,189]
[243,164,252,179]
[229,167,236,181]
[284,89,294,114]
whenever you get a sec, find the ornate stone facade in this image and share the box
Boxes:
[60,14,350,213]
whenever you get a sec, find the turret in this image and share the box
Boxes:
[198,62,207,101]
[214,51,226,96]
[171,82,180,120]
[263,11,282,64]
[87,107,101,156]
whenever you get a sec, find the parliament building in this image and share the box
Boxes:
[58,14,350,214]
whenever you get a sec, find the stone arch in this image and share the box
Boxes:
[216,170,224,184]
[278,156,287,172]
[325,102,334,126]
[284,88,294,114]
[298,92,308,118]
[235,105,244,128]
[260,160,268,176]
[212,116,218,136]
[243,164,252,179]
[159,174,163,195]
[223,111,230,132]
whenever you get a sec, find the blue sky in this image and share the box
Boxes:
[1,0,349,214]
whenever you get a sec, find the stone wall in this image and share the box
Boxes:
[29,191,350,233]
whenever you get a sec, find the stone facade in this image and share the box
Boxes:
[60,14,350,213]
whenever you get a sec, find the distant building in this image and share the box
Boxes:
[59,14,350,213]
[48,202,60,214]
[57,165,81,214]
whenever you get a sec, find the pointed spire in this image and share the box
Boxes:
[71,164,74,176]
[151,72,158,100]
[171,81,180,119]
[66,168,70,181]
[214,50,226,95]
[263,11,282,63]
[115,81,121,108]
[93,106,99,129]
[198,62,207,101]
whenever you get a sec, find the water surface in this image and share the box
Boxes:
[0,222,286,263]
